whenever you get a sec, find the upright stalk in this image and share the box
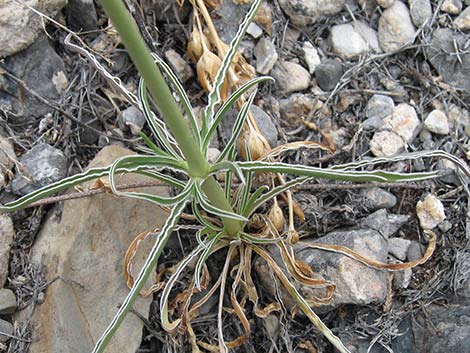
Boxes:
[101,0,241,235]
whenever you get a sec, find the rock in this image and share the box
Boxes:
[22,145,170,353]
[0,214,14,288]
[330,22,377,58]
[360,209,409,238]
[278,0,345,27]
[254,38,278,75]
[1,35,68,123]
[296,229,389,309]
[377,0,395,7]
[302,41,321,74]
[0,0,67,57]
[370,130,405,156]
[454,6,470,30]
[408,0,432,27]
[438,158,460,185]
[354,21,382,53]
[247,22,263,39]
[119,106,146,135]
[393,267,412,289]
[441,0,463,14]
[315,59,344,91]
[0,288,17,314]
[391,318,415,353]
[207,148,221,163]
[378,1,416,52]
[271,61,310,94]
[0,319,14,343]
[0,136,16,186]
[407,241,425,261]
[383,103,421,144]
[67,0,98,31]
[438,220,452,232]
[388,238,411,260]
[453,250,470,298]
[364,94,395,124]
[10,143,68,196]
[363,187,397,210]
[413,303,470,353]
[447,103,470,132]
[424,110,450,135]
[416,194,446,229]
[213,1,251,43]
[279,93,317,121]
[251,105,278,147]
[164,49,193,83]
[426,29,470,93]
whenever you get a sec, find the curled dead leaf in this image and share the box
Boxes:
[237,126,271,161]
[187,28,211,63]
[196,50,226,93]
[267,199,285,233]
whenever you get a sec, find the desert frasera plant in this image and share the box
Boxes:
[2,0,469,352]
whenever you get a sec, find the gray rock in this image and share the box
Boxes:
[213,1,251,43]
[0,288,17,315]
[408,0,432,27]
[119,106,147,135]
[315,59,344,91]
[254,38,278,75]
[393,267,412,289]
[0,0,67,57]
[21,145,169,353]
[455,6,470,30]
[164,49,193,83]
[416,194,446,230]
[11,143,67,196]
[383,103,421,144]
[388,237,411,260]
[295,229,389,309]
[0,214,14,288]
[424,109,450,135]
[330,23,370,58]
[360,209,409,238]
[407,241,425,261]
[278,0,345,27]
[247,22,263,39]
[441,0,463,14]
[453,250,470,298]
[370,130,405,156]
[378,1,416,52]
[363,116,385,130]
[0,319,14,343]
[251,105,278,147]
[302,41,321,74]
[426,29,470,93]
[1,35,68,123]
[413,304,470,353]
[271,61,311,94]
[365,94,395,121]
[67,0,98,31]
[363,187,397,209]
[391,318,415,353]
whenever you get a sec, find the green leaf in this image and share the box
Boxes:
[210,160,246,185]
[194,231,223,289]
[202,0,263,130]
[202,76,274,150]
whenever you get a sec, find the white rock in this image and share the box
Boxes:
[424,109,450,135]
[271,61,311,94]
[278,0,345,26]
[164,49,193,83]
[0,0,67,57]
[302,41,321,74]
[247,22,263,39]
[378,1,416,52]
[455,6,470,30]
[441,0,463,15]
[254,38,278,75]
[377,0,395,7]
[330,23,369,58]
[370,130,405,156]
[383,103,421,143]
[354,21,382,53]
[416,194,446,230]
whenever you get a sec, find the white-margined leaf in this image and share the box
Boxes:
[210,160,246,185]
[92,197,190,353]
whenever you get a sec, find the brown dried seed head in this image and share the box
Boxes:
[268,200,285,232]
[187,29,211,63]
[237,127,271,161]
[196,50,222,92]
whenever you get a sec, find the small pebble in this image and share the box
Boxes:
[0,289,17,315]
[407,241,425,261]
[441,0,463,14]
[363,187,397,209]
[388,238,411,261]
[315,59,343,91]
[120,106,146,135]
[455,6,470,30]
[365,94,395,120]
[271,61,310,94]
[254,38,278,75]
[378,1,416,52]
[416,194,446,230]
[302,41,321,74]
[247,22,263,39]
[0,319,14,343]
[424,109,450,135]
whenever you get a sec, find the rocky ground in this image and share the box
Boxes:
[0,0,470,352]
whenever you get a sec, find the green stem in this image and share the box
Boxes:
[101,0,207,176]
[100,0,242,236]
